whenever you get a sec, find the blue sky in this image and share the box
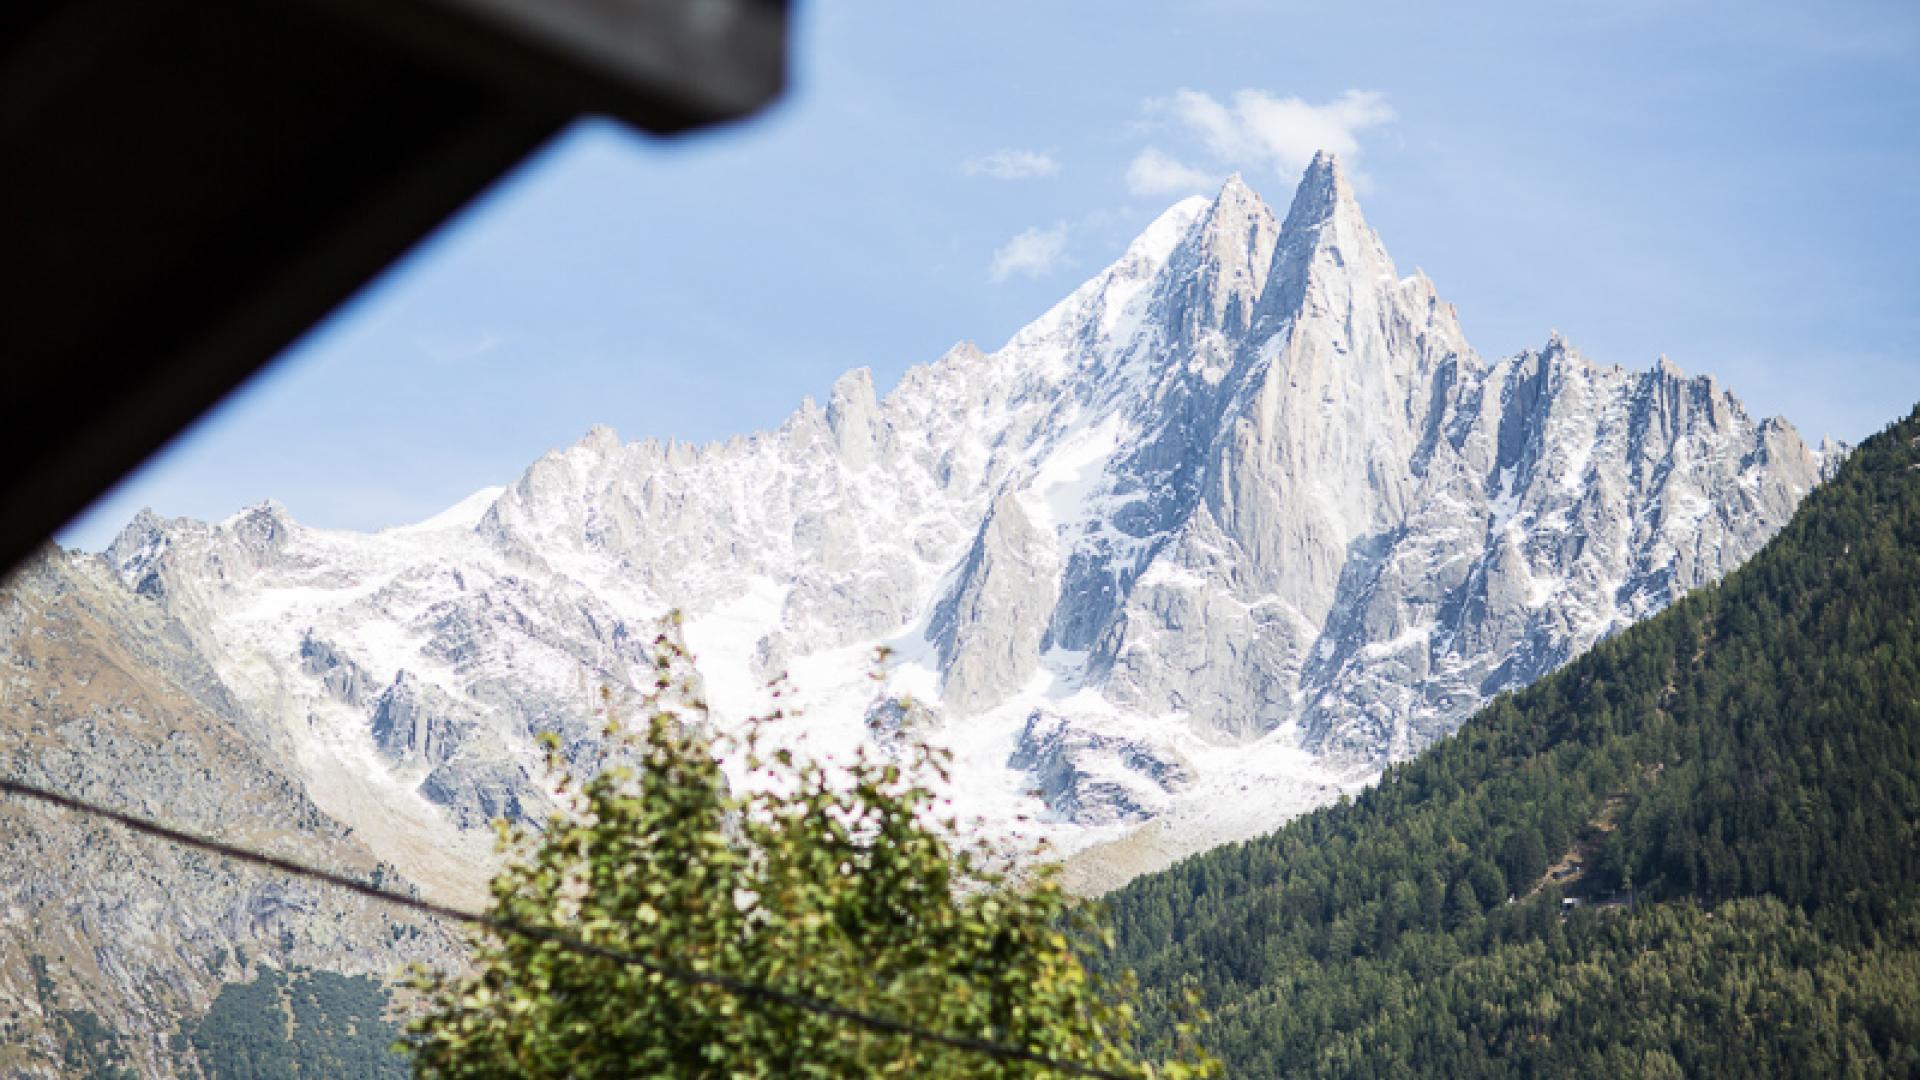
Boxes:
[61,0,1920,550]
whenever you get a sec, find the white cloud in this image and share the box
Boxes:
[988,223,1069,282]
[1135,88,1394,188]
[963,148,1060,180]
[1125,147,1223,196]
[417,329,505,363]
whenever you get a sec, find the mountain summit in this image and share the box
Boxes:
[100,157,1838,891]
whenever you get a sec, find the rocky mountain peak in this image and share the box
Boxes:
[227,500,296,559]
[1252,150,1397,338]
[106,508,169,576]
[578,423,623,457]
[1207,172,1265,226]
[1280,149,1358,232]
[1152,172,1281,341]
[827,367,881,467]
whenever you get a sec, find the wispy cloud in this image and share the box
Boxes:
[963,148,1061,180]
[416,329,506,364]
[989,224,1069,282]
[1130,88,1394,192]
[1125,147,1223,197]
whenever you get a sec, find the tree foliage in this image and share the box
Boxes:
[1107,404,1920,1076]
[407,634,1215,1079]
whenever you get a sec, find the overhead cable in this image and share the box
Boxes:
[0,775,1139,1080]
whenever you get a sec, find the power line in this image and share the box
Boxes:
[0,775,1139,1080]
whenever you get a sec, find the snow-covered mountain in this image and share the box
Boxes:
[101,153,1839,894]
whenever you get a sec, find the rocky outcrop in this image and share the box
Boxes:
[1009,710,1191,826]
[369,671,476,766]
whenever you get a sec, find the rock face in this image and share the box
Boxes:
[930,493,1061,715]
[49,154,1840,911]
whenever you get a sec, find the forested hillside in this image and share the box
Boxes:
[1107,404,1920,1077]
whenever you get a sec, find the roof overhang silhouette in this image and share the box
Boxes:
[1,0,789,576]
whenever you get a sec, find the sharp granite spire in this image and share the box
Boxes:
[1151,171,1281,340]
[1280,149,1360,231]
[1251,150,1397,337]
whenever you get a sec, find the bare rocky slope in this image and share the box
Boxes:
[0,550,457,1078]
